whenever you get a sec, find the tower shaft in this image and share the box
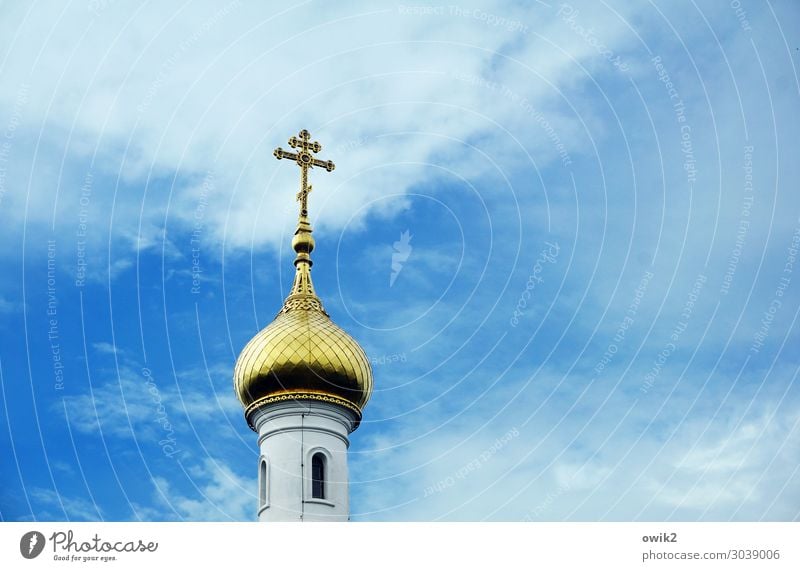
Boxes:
[253,401,357,522]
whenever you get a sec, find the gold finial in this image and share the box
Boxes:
[273,130,336,315]
[274,129,335,218]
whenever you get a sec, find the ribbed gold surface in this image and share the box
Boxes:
[234,306,373,412]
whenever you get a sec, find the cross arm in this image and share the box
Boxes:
[289,136,321,153]
[312,158,335,172]
[274,147,298,161]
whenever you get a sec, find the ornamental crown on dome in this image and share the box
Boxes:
[233,130,373,430]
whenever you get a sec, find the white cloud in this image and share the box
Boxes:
[62,366,156,439]
[0,0,638,255]
[641,405,800,518]
[134,458,255,521]
[349,358,800,521]
[30,487,102,521]
[91,341,120,355]
[61,363,241,441]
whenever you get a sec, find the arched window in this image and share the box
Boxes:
[311,453,325,499]
[259,459,267,507]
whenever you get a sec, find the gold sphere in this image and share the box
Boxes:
[291,231,314,255]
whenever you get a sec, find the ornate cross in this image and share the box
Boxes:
[274,129,335,218]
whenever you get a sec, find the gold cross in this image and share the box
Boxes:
[273,129,335,218]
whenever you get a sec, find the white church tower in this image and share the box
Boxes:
[233,130,373,521]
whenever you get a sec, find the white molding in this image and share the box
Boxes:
[303,498,335,508]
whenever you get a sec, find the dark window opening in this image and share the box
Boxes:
[311,453,325,499]
[259,460,267,507]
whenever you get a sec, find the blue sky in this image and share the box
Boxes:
[0,0,798,521]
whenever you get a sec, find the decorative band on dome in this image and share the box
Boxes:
[278,291,326,315]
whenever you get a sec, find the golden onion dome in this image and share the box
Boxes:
[234,130,373,430]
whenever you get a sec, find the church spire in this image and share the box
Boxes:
[273,129,336,315]
[234,129,372,521]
